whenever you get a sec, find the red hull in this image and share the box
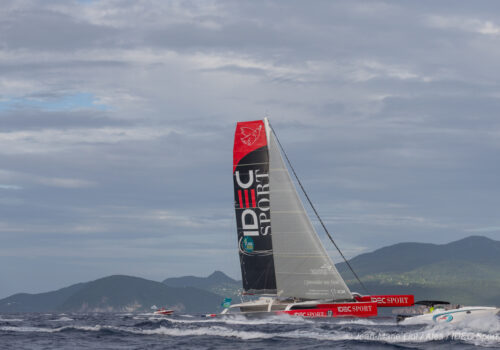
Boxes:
[154,309,174,315]
[277,302,378,318]
[354,294,414,307]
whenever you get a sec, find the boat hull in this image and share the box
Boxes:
[154,309,174,315]
[223,299,378,318]
[278,302,377,318]
[398,306,500,325]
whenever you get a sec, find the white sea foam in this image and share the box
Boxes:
[268,326,500,347]
[0,317,23,322]
[0,325,102,333]
[49,317,74,322]
[161,314,312,326]
[447,313,500,332]
[0,326,61,333]
[330,318,395,326]
[138,325,273,340]
[137,324,500,345]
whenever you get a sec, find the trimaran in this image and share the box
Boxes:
[219,118,500,322]
[223,118,413,318]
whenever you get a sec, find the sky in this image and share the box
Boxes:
[1,0,500,298]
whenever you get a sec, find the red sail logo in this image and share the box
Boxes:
[240,125,262,146]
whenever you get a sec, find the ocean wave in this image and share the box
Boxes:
[328,318,396,326]
[276,322,500,347]
[0,317,23,322]
[2,314,499,347]
[49,317,74,322]
[144,322,500,346]
[0,324,273,340]
[442,314,500,333]
[139,325,274,340]
[0,325,103,333]
[158,314,313,326]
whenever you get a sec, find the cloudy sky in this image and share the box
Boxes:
[1,0,500,298]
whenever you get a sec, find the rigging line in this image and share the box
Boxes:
[268,122,370,295]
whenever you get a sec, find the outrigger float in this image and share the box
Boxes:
[225,118,415,318]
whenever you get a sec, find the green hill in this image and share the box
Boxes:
[60,275,223,313]
[163,271,241,301]
[0,283,85,313]
[336,236,500,305]
[0,275,222,313]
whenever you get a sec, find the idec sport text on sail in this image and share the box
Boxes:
[235,169,271,237]
[233,120,272,244]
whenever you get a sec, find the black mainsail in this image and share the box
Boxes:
[233,119,276,294]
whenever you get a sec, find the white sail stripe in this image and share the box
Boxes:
[273,252,338,259]
[275,271,348,276]
[271,232,317,234]
[236,161,268,167]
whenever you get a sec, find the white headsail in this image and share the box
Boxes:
[267,121,352,300]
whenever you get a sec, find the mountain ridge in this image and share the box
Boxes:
[0,275,223,313]
[1,235,499,312]
[336,235,500,305]
[163,270,241,302]
[336,235,500,277]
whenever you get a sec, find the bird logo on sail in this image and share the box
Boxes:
[240,125,262,146]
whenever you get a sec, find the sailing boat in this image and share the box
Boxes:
[224,118,413,318]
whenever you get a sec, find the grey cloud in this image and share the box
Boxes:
[0,8,119,51]
[1,0,500,298]
[1,110,131,131]
[0,60,129,77]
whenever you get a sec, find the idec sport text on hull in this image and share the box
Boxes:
[235,169,271,237]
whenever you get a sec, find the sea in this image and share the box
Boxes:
[1,312,500,349]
